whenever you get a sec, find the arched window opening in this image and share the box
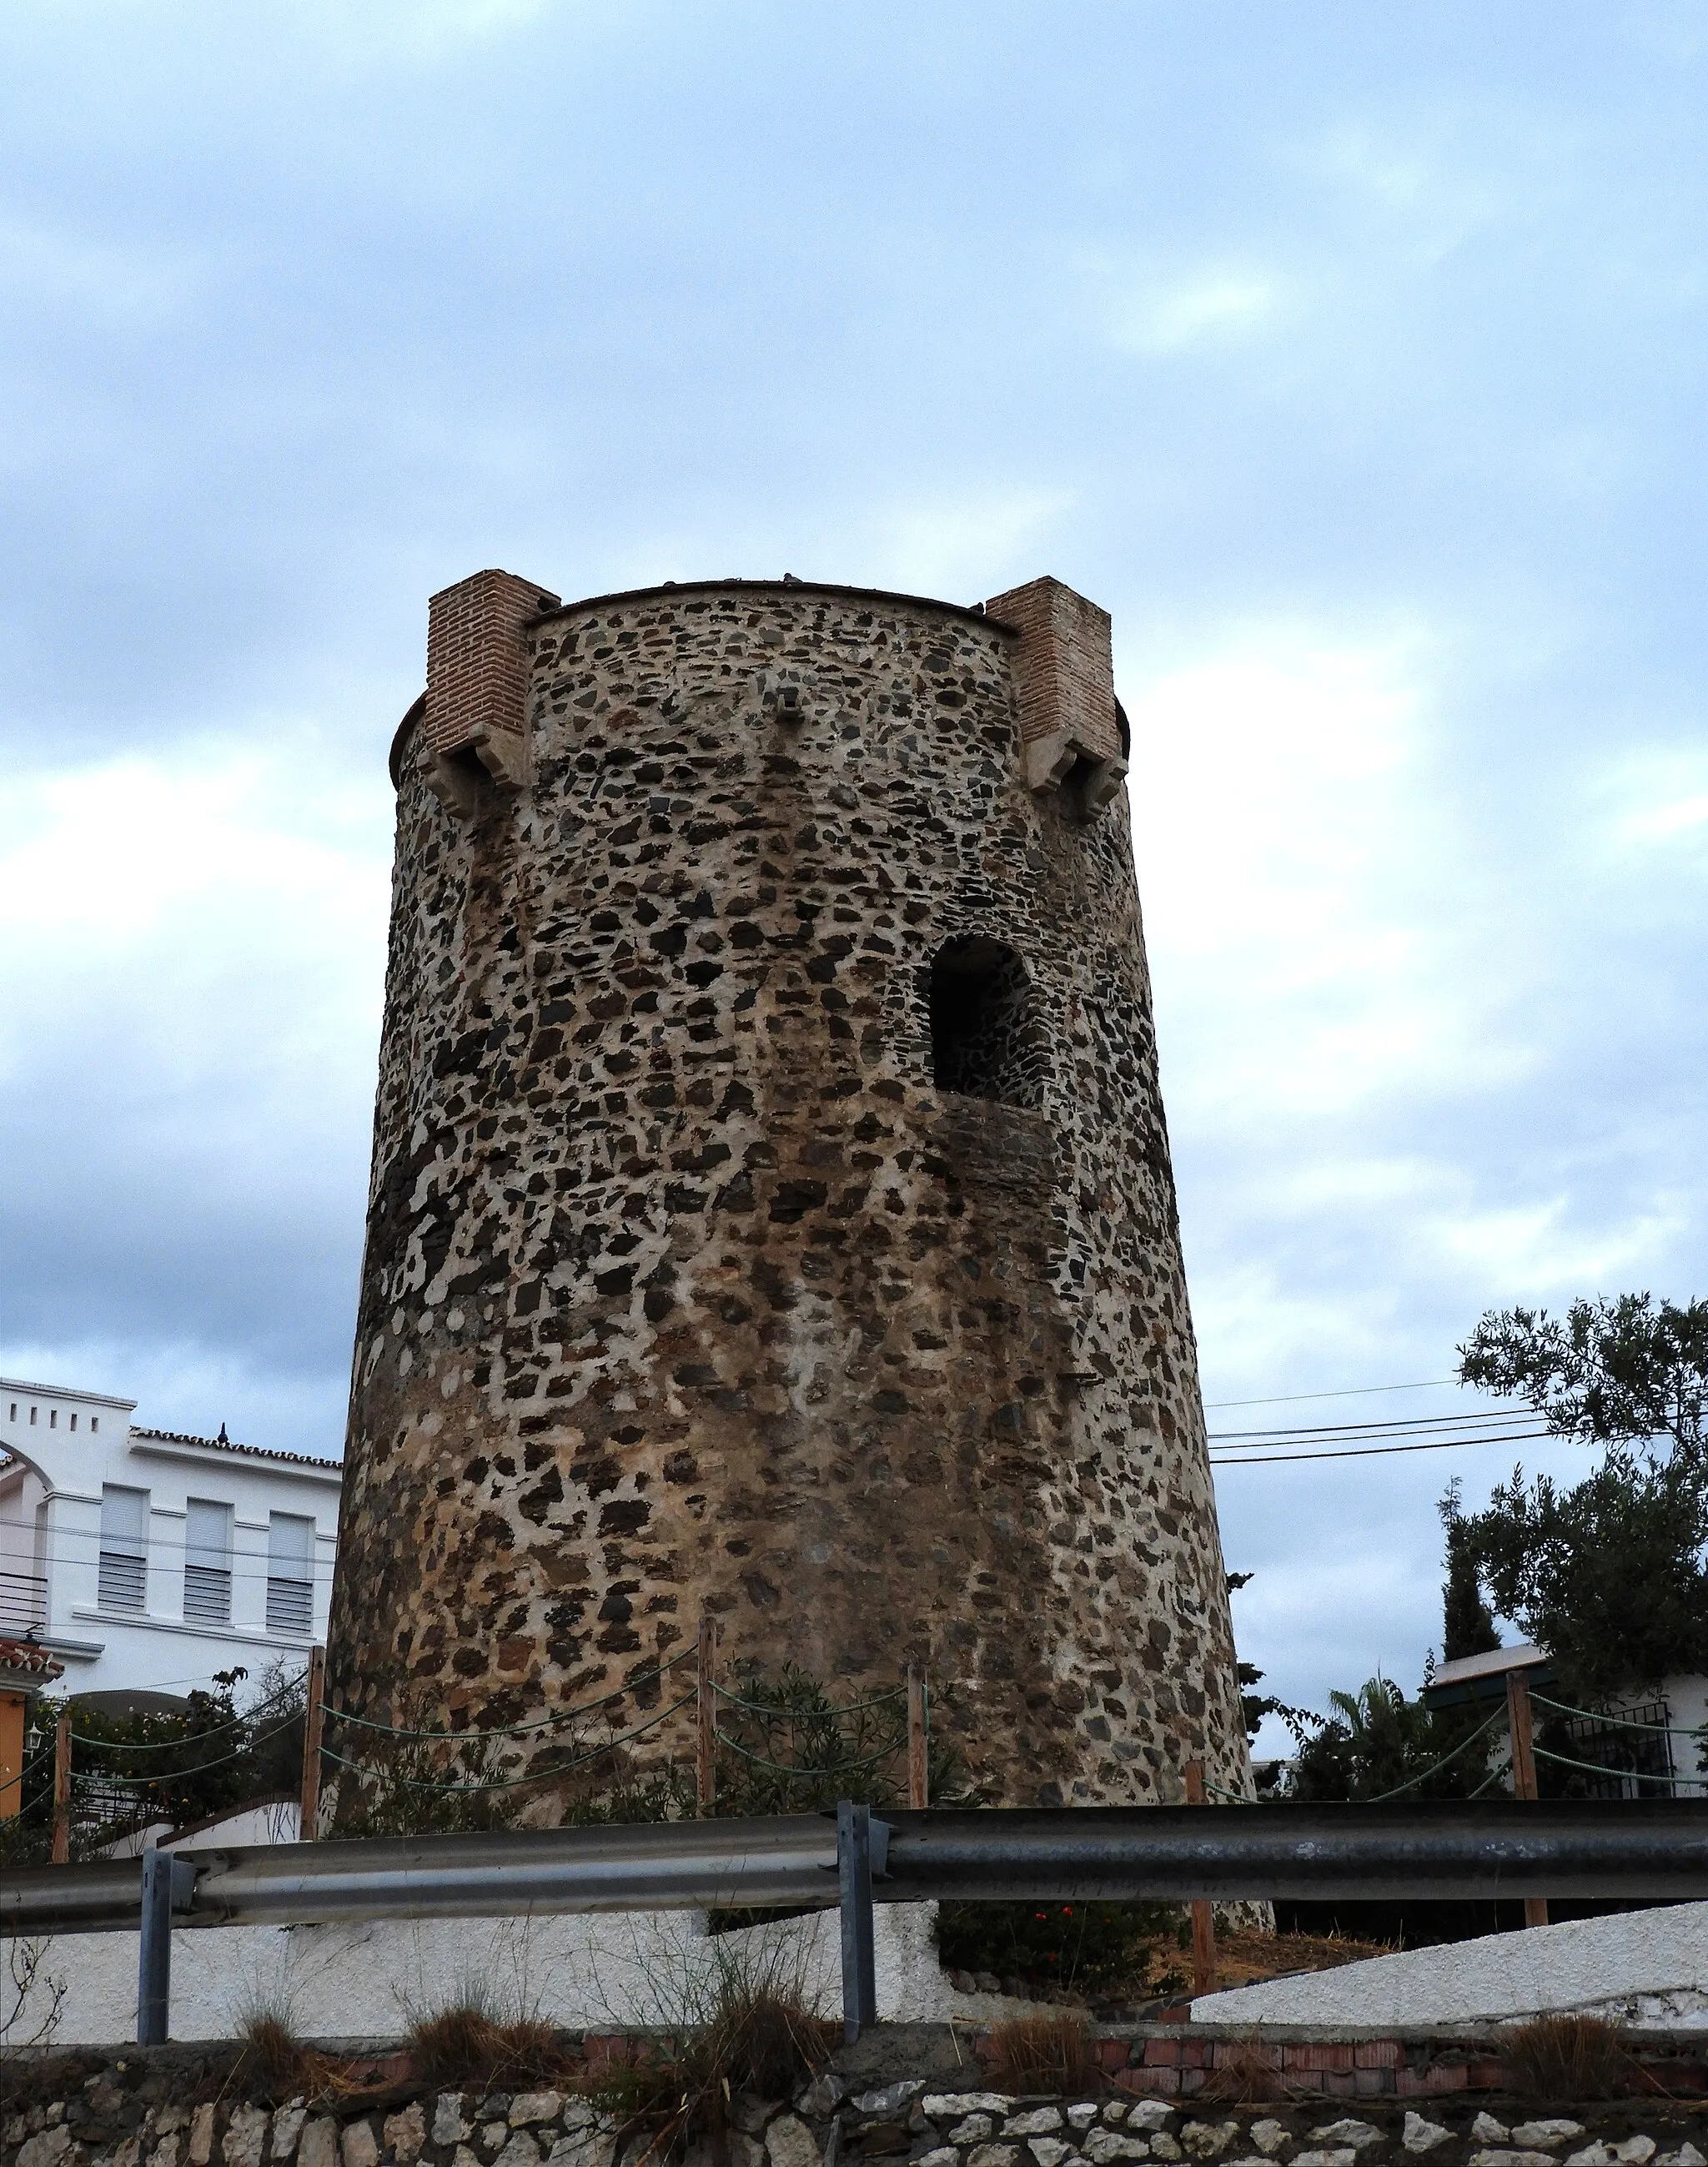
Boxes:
[929,936,1046,1108]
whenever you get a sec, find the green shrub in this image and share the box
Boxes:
[934,1898,1188,1995]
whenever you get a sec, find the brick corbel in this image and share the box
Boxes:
[988,575,1128,817]
[423,567,559,818]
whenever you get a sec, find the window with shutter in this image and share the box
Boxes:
[98,1486,148,1612]
[183,1498,233,1625]
[266,1511,314,1636]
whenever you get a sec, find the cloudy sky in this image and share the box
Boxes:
[3,2,1705,1739]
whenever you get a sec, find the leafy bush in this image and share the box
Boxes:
[329,1659,975,1835]
[704,1660,976,1816]
[0,1663,305,1867]
[1282,1675,1497,1804]
[935,1898,1188,1996]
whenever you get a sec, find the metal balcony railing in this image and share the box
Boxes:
[0,1566,48,1637]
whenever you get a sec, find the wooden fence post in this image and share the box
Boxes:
[52,1710,71,1864]
[1505,1668,1549,1928]
[907,1666,929,1809]
[696,1617,716,1818]
[299,1644,326,1842]
[1185,1757,1217,1994]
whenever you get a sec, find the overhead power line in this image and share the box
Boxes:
[1203,1377,1458,1410]
[1210,1425,1555,1467]
[1208,1405,1534,1443]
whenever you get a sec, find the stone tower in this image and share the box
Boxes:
[326,570,1254,1808]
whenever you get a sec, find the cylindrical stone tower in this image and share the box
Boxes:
[327,570,1254,1809]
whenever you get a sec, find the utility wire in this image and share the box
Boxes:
[0,1522,327,1582]
[1364,1708,1505,1801]
[1208,1407,1537,1442]
[1210,1428,1553,1467]
[1531,1742,1690,1785]
[69,1712,305,1788]
[1204,1379,1458,1410]
[711,1730,906,1778]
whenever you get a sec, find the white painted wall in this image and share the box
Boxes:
[3,1901,1035,2049]
[99,1799,300,1858]
[1193,1900,1708,2029]
[0,1375,340,1703]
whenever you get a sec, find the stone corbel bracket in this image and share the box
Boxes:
[987,576,1129,819]
[1025,730,1129,813]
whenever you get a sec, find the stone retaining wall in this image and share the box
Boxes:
[12,2031,1708,2167]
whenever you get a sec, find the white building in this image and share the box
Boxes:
[1424,1642,1708,1798]
[0,1375,340,1711]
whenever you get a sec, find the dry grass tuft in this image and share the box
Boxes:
[1503,2014,1642,2100]
[236,2009,312,2098]
[1196,2035,1294,2105]
[585,1971,834,2159]
[409,2004,570,2091]
[984,2010,1098,2096]
[695,1980,835,2103]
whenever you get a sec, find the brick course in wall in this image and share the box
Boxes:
[326,573,1248,1813]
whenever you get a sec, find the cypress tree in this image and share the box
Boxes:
[1442,1522,1501,1660]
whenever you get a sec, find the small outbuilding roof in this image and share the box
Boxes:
[1431,1642,1548,1690]
[1424,1642,1552,1711]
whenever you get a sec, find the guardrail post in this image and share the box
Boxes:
[837,1797,877,2044]
[299,1645,326,1841]
[907,1667,928,1809]
[52,1711,71,1863]
[137,1850,197,2045]
[1185,1757,1217,1994]
[696,1618,716,1818]
[1505,1668,1549,1928]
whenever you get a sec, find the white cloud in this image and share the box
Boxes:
[0,212,198,331]
[1127,619,1506,1120]
[1605,747,1708,848]
[0,732,394,1454]
[1435,1196,1694,1295]
[1303,118,1515,269]
[0,736,392,1102]
[877,486,1078,601]
[296,0,557,65]
[1106,263,1289,355]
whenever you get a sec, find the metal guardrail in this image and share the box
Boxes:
[877,1799,1708,1903]
[11,1799,1708,2047]
[193,1812,840,1927]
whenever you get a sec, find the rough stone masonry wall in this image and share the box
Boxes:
[327,578,1251,1808]
[12,2054,1708,2167]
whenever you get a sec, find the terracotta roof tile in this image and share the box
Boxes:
[128,1426,341,1473]
[0,1636,66,1680]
